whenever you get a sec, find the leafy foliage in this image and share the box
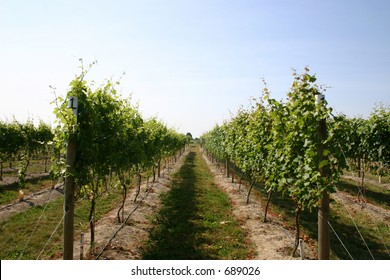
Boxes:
[202,68,389,255]
[202,68,347,211]
[201,68,348,254]
[51,65,187,250]
[0,119,53,184]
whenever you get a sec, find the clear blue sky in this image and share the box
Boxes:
[1,0,389,137]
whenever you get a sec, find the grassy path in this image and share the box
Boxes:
[0,188,123,259]
[142,145,253,259]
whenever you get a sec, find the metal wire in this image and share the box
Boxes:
[17,179,57,259]
[36,212,66,260]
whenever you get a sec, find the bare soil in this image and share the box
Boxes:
[0,184,63,221]
[0,172,50,187]
[342,175,390,190]
[201,153,317,260]
[73,151,190,260]
[332,191,390,223]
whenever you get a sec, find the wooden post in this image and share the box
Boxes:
[318,190,330,259]
[317,94,330,260]
[63,96,77,260]
[299,238,305,260]
[225,156,230,178]
[80,233,84,260]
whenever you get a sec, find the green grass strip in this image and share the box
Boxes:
[0,190,122,260]
[142,145,253,260]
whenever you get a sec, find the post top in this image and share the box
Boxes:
[316,94,325,104]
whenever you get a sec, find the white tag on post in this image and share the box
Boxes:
[68,96,78,116]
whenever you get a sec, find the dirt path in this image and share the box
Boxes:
[72,149,190,260]
[0,172,49,187]
[201,151,317,260]
[0,184,63,221]
[332,191,390,222]
[342,175,390,190]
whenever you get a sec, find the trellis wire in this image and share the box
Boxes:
[17,179,57,259]
[319,212,354,260]
[36,212,66,259]
[333,188,375,260]
[376,227,390,258]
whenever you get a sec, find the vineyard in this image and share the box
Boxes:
[0,67,389,260]
[200,69,390,259]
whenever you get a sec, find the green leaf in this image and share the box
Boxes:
[323,149,330,156]
[319,160,329,168]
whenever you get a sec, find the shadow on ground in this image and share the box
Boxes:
[142,151,214,259]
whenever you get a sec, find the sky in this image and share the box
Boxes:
[0,0,389,138]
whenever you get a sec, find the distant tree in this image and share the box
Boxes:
[186,132,193,140]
